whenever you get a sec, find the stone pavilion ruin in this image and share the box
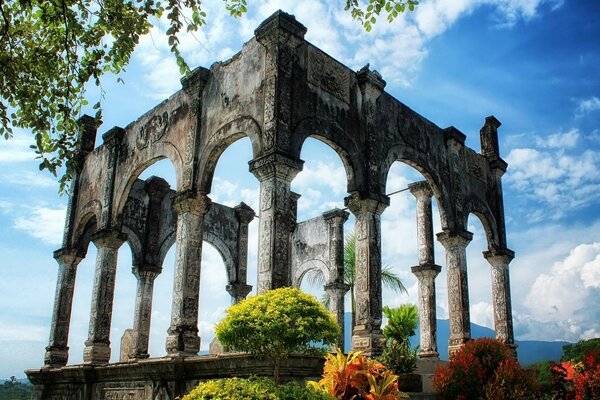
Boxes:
[27,10,516,399]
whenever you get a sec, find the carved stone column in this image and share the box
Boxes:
[226,202,256,303]
[83,229,126,364]
[44,249,83,367]
[325,282,350,350]
[409,181,442,359]
[250,153,303,293]
[131,266,160,359]
[437,230,472,357]
[484,248,516,350]
[345,192,389,356]
[166,191,211,356]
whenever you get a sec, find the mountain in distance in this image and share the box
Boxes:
[343,313,569,365]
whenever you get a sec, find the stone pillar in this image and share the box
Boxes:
[83,229,126,364]
[226,282,253,304]
[484,248,516,350]
[44,249,83,367]
[436,230,472,357]
[409,181,442,359]
[345,192,389,356]
[166,191,211,356]
[325,282,350,350]
[250,153,303,293]
[131,267,160,359]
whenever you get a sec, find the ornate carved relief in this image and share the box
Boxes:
[307,47,350,103]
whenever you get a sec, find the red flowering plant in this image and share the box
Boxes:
[553,351,600,400]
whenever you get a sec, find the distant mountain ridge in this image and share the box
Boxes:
[343,313,569,365]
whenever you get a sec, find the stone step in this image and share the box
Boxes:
[406,393,441,400]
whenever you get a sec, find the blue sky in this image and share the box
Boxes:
[1,0,599,378]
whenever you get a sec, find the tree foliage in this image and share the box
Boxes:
[562,338,600,363]
[0,0,417,191]
[214,287,339,383]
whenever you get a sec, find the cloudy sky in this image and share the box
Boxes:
[1,0,599,378]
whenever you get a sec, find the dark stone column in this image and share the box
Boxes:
[484,248,516,350]
[166,191,211,356]
[131,266,160,359]
[83,229,126,364]
[437,230,472,357]
[345,192,389,357]
[250,153,303,293]
[226,282,253,305]
[44,248,83,367]
[409,181,442,359]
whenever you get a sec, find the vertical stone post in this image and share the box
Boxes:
[166,191,211,356]
[131,267,160,359]
[250,153,303,293]
[409,181,442,359]
[345,192,389,356]
[83,229,126,364]
[484,248,516,350]
[44,249,83,367]
[436,230,473,357]
[323,208,350,350]
[225,202,256,304]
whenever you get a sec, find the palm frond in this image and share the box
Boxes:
[382,265,407,295]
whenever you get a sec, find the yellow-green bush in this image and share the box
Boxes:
[183,377,335,400]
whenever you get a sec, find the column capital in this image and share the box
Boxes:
[226,282,253,300]
[322,208,350,224]
[91,229,126,249]
[145,176,171,197]
[172,190,211,215]
[436,229,473,251]
[249,151,303,182]
[411,263,442,278]
[357,64,386,97]
[483,247,515,267]
[324,281,351,293]
[53,247,84,267]
[133,264,161,279]
[234,202,256,224]
[408,180,433,200]
[344,192,389,216]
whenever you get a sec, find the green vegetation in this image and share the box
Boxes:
[215,287,339,383]
[1,0,417,190]
[0,377,32,400]
[379,304,419,373]
[561,338,600,362]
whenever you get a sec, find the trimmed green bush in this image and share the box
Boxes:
[183,377,335,400]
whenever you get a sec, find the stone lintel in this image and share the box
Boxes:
[226,282,253,299]
[408,180,433,199]
[234,202,256,224]
[91,229,126,249]
[132,264,161,277]
[322,208,350,223]
[344,192,390,216]
[101,126,125,145]
[411,263,442,276]
[443,126,466,146]
[436,229,473,250]
[357,64,387,94]
[180,66,210,93]
[254,10,307,44]
[489,157,508,177]
[249,151,304,181]
[172,190,211,215]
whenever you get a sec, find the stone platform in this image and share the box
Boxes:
[26,354,325,400]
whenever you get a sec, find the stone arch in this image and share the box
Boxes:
[120,225,144,267]
[292,259,331,289]
[203,232,236,282]
[380,145,451,229]
[71,200,102,254]
[114,143,183,220]
[197,116,263,193]
[464,197,500,250]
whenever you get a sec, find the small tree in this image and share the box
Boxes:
[379,304,419,373]
[215,287,340,384]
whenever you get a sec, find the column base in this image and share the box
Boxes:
[448,342,468,359]
[351,329,384,357]
[83,341,111,364]
[44,346,68,368]
[417,350,440,359]
[166,328,200,356]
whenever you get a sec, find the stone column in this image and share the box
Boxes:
[83,229,126,364]
[436,230,472,357]
[226,202,256,304]
[44,249,83,367]
[250,153,303,293]
[409,181,442,359]
[166,191,211,356]
[325,282,350,350]
[226,282,253,304]
[484,248,516,349]
[131,266,160,359]
[345,192,389,356]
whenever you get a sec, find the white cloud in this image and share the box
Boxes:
[535,128,579,149]
[470,301,495,329]
[0,131,37,163]
[576,96,600,116]
[0,170,56,188]
[14,206,66,245]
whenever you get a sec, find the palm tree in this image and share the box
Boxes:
[306,231,408,329]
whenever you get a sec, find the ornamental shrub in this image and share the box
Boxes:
[551,351,600,400]
[432,338,539,400]
[215,287,340,383]
[379,305,418,373]
[182,377,335,400]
